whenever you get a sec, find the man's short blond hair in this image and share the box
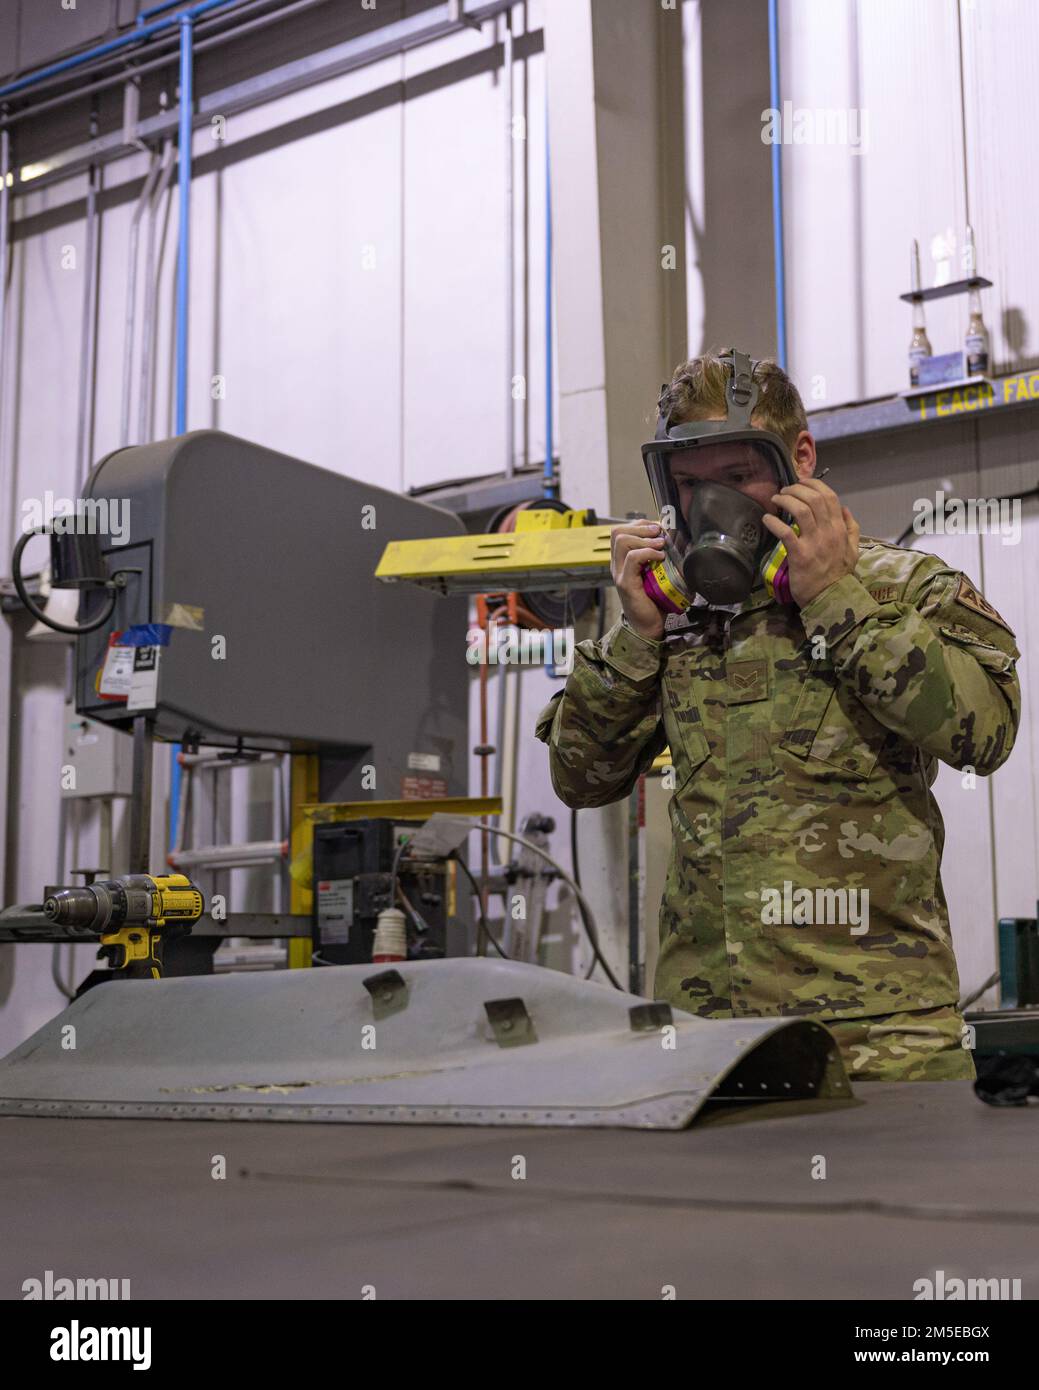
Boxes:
[657,350,808,453]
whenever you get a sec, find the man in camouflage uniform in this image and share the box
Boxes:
[535,353,1021,1082]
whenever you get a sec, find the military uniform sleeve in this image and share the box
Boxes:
[798,559,1021,774]
[533,617,667,808]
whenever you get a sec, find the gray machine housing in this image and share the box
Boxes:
[75,430,468,799]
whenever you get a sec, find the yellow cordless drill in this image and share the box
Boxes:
[44,873,204,980]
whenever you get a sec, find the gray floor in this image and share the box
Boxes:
[3,1081,1037,1300]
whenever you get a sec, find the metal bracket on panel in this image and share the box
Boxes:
[363,969,409,1020]
[485,996,537,1047]
[122,77,141,146]
[629,1002,673,1032]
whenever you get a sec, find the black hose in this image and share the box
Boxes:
[568,598,616,983]
[11,528,118,635]
[579,902,622,987]
[479,823,622,989]
[452,853,509,959]
[566,806,622,985]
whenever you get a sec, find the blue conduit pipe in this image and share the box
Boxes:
[543,102,556,499]
[767,0,788,370]
[168,750,183,855]
[139,0,193,24]
[0,0,241,101]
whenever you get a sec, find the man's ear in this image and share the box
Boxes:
[792,430,817,480]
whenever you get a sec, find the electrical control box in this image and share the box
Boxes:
[312,819,455,965]
[60,702,133,800]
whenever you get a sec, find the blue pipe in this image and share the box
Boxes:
[0,0,240,101]
[767,0,787,370]
[544,102,555,500]
[168,13,196,851]
[139,0,191,23]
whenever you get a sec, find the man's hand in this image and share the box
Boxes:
[611,521,667,641]
[761,478,860,608]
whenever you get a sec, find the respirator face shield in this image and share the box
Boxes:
[641,426,800,609]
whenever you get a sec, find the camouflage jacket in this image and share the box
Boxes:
[534,541,1021,1022]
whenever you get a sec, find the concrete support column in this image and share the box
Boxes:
[543,0,686,990]
[690,0,778,358]
[544,0,686,523]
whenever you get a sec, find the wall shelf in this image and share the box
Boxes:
[810,368,1039,445]
[420,371,1039,518]
[899,275,993,304]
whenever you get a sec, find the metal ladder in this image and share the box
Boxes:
[168,749,290,969]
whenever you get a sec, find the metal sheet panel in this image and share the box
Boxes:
[0,959,850,1128]
[14,0,116,77]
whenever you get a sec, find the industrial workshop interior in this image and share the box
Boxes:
[0,0,1037,1346]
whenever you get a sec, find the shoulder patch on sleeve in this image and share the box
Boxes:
[953,577,1015,635]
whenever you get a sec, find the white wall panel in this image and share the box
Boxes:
[780,0,1039,406]
[8,218,86,508]
[852,0,968,400]
[402,36,506,491]
[203,100,405,481]
[0,636,65,1056]
[961,0,1039,376]
[779,0,864,404]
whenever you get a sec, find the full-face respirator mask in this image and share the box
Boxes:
[641,349,800,611]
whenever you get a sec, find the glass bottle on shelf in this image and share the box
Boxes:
[965,287,990,376]
[908,240,932,387]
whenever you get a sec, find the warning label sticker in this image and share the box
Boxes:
[316,878,353,944]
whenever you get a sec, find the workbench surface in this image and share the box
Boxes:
[3,1081,1036,1300]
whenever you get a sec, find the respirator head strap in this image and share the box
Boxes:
[654,383,672,441]
[656,352,761,441]
[721,347,759,427]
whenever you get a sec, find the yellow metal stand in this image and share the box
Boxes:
[287,755,320,967]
